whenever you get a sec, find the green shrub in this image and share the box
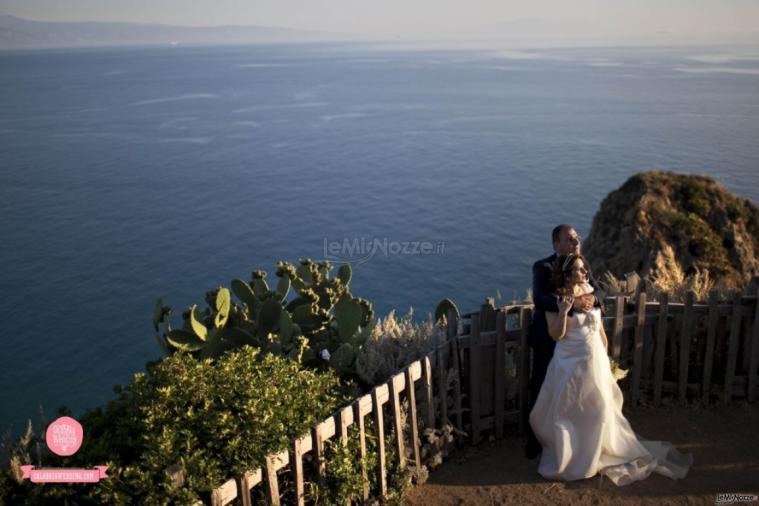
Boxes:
[678,178,712,216]
[1,347,349,505]
[309,419,410,506]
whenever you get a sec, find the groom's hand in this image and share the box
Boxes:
[573,294,594,312]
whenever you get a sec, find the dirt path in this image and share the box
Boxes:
[405,401,759,505]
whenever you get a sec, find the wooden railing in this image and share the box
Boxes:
[171,284,759,504]
[596,290,759,405]
[458,288,759,445]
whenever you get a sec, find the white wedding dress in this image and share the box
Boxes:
[528,307,694,486]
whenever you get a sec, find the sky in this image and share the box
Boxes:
[2,0,759,45]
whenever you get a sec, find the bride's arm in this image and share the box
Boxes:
[599,324,609,353]
[545,311,568,341]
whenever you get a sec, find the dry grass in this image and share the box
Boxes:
[600,268,737,302]
[355,308,448,386]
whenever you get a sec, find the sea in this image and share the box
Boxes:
[1,42,758,435]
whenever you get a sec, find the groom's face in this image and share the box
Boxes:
[555,228,581,256]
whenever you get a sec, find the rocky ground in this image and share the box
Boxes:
[405,400,759,505]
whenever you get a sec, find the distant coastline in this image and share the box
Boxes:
[0,15,346,50]
[3,14,759,51]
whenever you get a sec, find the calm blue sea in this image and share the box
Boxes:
[1,43,758,435]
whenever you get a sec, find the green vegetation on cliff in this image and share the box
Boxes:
[585,171,759,290]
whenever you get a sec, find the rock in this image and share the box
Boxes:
[584,171,759,289]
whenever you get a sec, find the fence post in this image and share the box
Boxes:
[436,346,448,427]
[264,455,280,506]
[372,387,387,498]
[338,406,352,506]
[643,323,655,382]
[742,312,752,375]
[405,365,422,470]
[479,300,496,420]
[447,309,463,433]
[338,406,351,442]
[702,290,719,403]
[654,292,669,406]
[747,275,759,295]
[612,296,625,361]
[290,437,306,506]
[724,292,743,404]
[389,373,406,470]
[480,298,497,331]
[312,423,326,482]
[237,471,259,506]
[518,307,532,435]
[353,400,369,501]
[423,355,434,429]
[469,312,482,445]
[631,291,647,406]
[494,311,506,439]
[678,291,695,404]
[748,287,759,402]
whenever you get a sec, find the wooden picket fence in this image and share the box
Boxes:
[597,288,759,406]
[169,281,759,505]
[458,285,759,446]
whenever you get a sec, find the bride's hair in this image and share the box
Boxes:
[551,253,591,295]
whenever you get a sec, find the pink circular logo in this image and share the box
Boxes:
[46,416,83,456]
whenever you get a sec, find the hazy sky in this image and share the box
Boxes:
[3,0,759,44]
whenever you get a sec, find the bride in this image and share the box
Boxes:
[528,253,694,486]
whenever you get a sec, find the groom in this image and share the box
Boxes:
[524,224,605,459]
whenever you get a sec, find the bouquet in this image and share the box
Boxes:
[609,357,629,381]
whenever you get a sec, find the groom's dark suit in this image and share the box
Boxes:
[525,253,605,456]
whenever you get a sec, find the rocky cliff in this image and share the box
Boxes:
[584,171,759,289]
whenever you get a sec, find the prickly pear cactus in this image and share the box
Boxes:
[153,259,376,378]
[329,343,357,376]
[434,298,459,324]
